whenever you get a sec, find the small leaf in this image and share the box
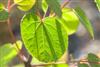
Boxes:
[0,41,22,67]
[46,0,62,17]
[14,0,36,11]
[95,0,100,12]
[87,53,100,67]
[0,3,4,11]
[78,63,89,67]
[0,10,9,22]
[74,7,94,39]
[0,44,16,67]
[42,0,48,13]
[57,8,79,35]
[21,13,68,62]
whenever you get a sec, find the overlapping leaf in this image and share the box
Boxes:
[0,41,22,67]
[14,0,36,11]
[0,3,8,22]
[57,8,79,35]
[0,3,4,11]
[46,0,62,17]
[21,13,68,62]
[87,53,100,67]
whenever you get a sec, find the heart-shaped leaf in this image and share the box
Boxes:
[14,0,36,11]
[0,40,22,67]
[21,13,68,62]
[57,8,79,35]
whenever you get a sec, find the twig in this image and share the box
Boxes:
[7,0,11,11]
[7,0,27,63]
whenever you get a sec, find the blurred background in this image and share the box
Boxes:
[0,0,100,66]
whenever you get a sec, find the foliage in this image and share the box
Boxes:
[78,53,100,67]
[0,0,100,67]
[21,13,68,62]
[74,7,94,38]
[0,41,22,67]
[0,3,8,22]
[14,0,36,11]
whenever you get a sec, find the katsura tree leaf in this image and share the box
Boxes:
[74,7,94,39]
[46,0,62,17]
[95,0,100,12]
[14,0,36,11]
[0,41,22,67]
[78,63,89,67]
[21,13,68,62]
[0,3,8,22]
[87,53,100,67]
[57,8,79,35]
[42,0,48,13]
[0,3,4,11]
[0,10,9,22]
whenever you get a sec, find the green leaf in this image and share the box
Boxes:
[87,53,100,67]
[0,3,4,11]
[57,8,79,35]
[14,0,36,11]
[46,0,62,17]
[21,13,68,62]
[95,0,100,12]
[0,10,9,22]
[78,63,89,67]
[42,0,48,13]
[74,7,94,39]
[0,40,22,67]
[0,3,8,22]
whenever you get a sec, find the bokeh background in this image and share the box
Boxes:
[0,0,100,66]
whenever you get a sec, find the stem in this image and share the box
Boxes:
[7,0,27,63]
[7,0,11,12]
